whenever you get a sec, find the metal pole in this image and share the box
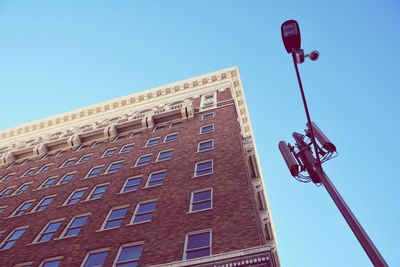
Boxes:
[291,51,322,169]
[317,170,388,267]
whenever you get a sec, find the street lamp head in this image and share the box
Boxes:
[281,20,301,54]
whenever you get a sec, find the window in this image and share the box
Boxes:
[92,141,105,148]
[65,189,86,205]
[1,173,15,182]
[114,244,143,267]
[145,137,160,147]
[164,133,178,143]
[0,227,27,250]
[200,124,214,134]
[156,149,173,162]
[56,150,67,157]
[0,186,15,197]
[40,176,58,189]
[87,184,108,200]
[78,154,92,164]
[132,200,157,224]
[61,158,75,168]
[22,167,37,177]
[197,140,214,152]
[105,161,123,174]
[60,214,89,238]
[153,124,168,131]
[102,148,118,158]
[35,220,63,243]
[0,206,6,214]
[59,172,76,185]
[13,261,33,267]
[13,182,32,195]
[40,258,62,267]
[39,164,52,173]
[12,200,34,216]
[190,189,213,212]
[184,230,211,259]
[120,144,134,153]
[101,206,128,230]
[201,112,214,120]
[121,176,141,193]
[194,160,213,177]
[129,131,141,138]
[86,166,104,178]
[82,249,109,267]
[32,195,55,212]
[170,121,182,128]
[146,171,166,187]
[135,154,152,167]
[78,142,92,150]
[200,92,216,110]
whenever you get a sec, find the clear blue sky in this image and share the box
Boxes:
[0,1,399,266]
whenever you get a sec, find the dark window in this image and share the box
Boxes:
[0,228,26,250]
[61,159,75,168]
[78,155,92,164]
[198,140,214,152]
[122,177,141,193]
[103,207,128,229]
[66,190,86,205]
[88,185,108,200]
[0,187,14,197]
[37,221,63,243]
[157,150,173,161]
[103,148,117,158]
[145,138,160,147]
[120,144,134,153]
[195,160,213,176]
[136,155,152,167]
[200,124,214,134]
[34,196,55,212]
[115,245,143,267]
[191,189,212,212]
[147,171,166,187]
[133,201,157,224]
[14,201,34,216]
[41,177,58,188]
[87,166,103,178]
[185,231,211,259]
[83,250,109,267]
[106,162,123,173]
[201,113,215,120]
[59,173,76,185]
[14,183,31,195]
[42,259,61,267]
[63,215,89,237]
[164,133,178,143]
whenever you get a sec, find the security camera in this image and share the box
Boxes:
[306,50,320,61]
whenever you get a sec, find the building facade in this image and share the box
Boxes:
[0,67,279,267]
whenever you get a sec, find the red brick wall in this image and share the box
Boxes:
[0,89,264,266]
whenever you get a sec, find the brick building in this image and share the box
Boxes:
[0,67,279,266]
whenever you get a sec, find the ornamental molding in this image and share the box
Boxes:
[0,66,252,156]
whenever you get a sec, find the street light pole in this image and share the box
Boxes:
[279,19,388,267]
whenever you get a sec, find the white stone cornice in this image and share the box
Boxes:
[0,66,252,155]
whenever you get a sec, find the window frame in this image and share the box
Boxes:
[199,124,214,134]
[183,229,212,260]
[145,137,160,147]
[0,186,15,197]
[38,164,53,173]
[80,247,110,267]
[85,165,105,178]
[0,226,28,251]
[156,149,173,162]
[60,158,76,168]
[59,213,90,239]
[21,167,38,177]
[1,172,15,182]
[194,159,214,177]
[12,182,33,196]
[11,200,35,217]
[57,172,77,185]
[130,199,157,225]
[201,112,215,121]
[189,188,213,213]
[39,256,63,267]
[120,176,142,193]
[145,170,166,188]
[119,143,134,153]
[32,195,56,212]
[33,218,64,244]
[100,205,129,231]
[39,176,58,189]
[77,154,93,164]
[101,147,118,158]
[64,188,87,205]
[86,183,109,201]
[163,133,178,143]
[135,154,152,167]
[105,161,124,174]
[197,139,214,152]
[112,242,144,267]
